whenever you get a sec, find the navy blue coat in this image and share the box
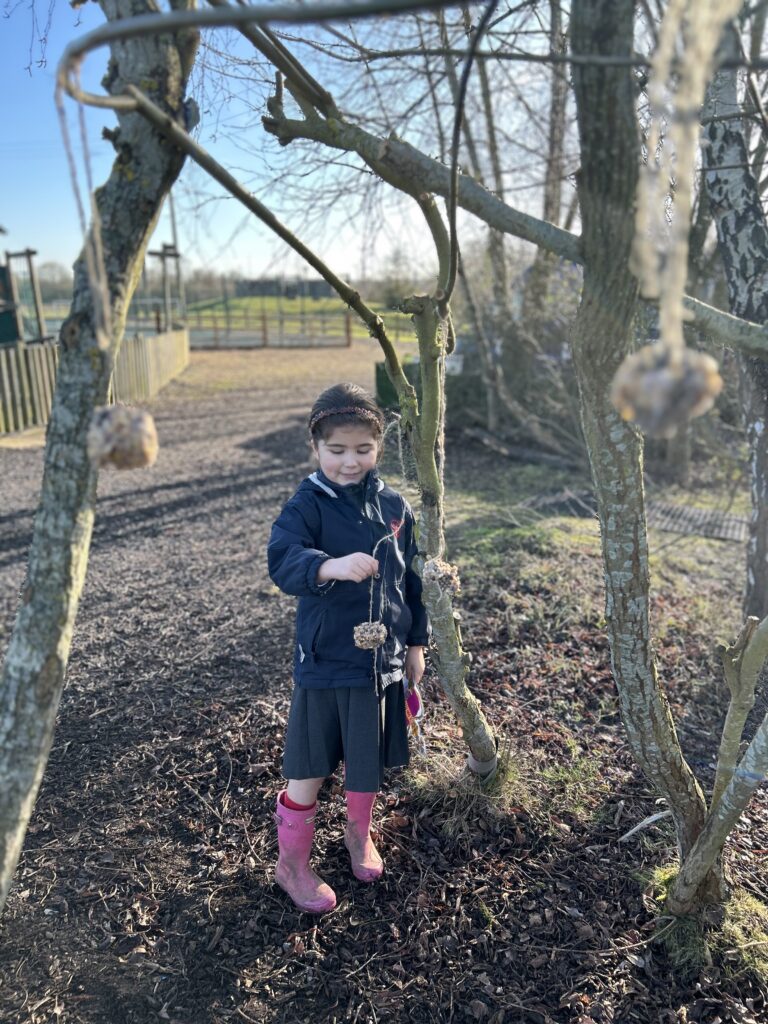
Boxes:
[267,469,430,689]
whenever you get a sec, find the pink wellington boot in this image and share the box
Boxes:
[345,791,384,882]
[274,792,336,913]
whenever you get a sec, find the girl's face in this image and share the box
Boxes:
[313,423,379,485]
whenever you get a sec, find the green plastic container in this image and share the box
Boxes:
[376,359,485,427]
[375,360,421,408]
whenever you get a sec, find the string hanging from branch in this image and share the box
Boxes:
[55,67,113,357]
[56,65,163,463]
[613,2,741,437]
[353,519,402,650]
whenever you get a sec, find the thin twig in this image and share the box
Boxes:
[618,809,672,843]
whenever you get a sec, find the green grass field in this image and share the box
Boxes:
[185,295,416,342]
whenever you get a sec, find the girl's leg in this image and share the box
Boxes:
[285,777,325,807]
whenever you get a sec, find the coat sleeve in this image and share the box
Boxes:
[403,505,430,646]
[267,497,335,597]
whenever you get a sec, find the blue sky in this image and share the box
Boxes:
[0,2,421,280]
[2,2,117,271]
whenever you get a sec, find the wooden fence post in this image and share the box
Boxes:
[25,347,43,425]
[0,349,11,433]
[9,345,27,428]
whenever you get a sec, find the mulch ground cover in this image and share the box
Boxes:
[1,346,767,1024]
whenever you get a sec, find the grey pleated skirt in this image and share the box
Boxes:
[282,680,409,792]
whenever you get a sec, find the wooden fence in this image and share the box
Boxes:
[111,329,189,403]
[0,329,189,435]
[185,308,354,348]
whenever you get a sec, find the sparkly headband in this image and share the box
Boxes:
[309,406,383,431]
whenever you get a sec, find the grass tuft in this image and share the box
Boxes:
[403,737,534,848]
[540,738,606,819]
[720,888,768,979]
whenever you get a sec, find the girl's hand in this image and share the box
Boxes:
[318,553,379,583]
[405,646,426,687]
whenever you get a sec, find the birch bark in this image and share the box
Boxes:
[700,24,768,620]
[0,0,197,914]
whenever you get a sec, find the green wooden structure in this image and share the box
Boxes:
[0,250,48,344]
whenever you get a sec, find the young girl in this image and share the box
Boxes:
[267,382,429,913]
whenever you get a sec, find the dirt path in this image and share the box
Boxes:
[1,346,766,1024]
[0,345,383,1022]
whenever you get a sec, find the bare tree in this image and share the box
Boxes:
[8,0,768,922]
[521,0,570,319]
[0,0,198,914]
[250,0,768,912]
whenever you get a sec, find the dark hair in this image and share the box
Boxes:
[309,383,385,443]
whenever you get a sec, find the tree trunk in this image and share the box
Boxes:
[404,296,498,770]
[569,0,714,878]
[669,696,768,914]
[0,0,197,915]
[667,612,768,914]
[701,24,768,620]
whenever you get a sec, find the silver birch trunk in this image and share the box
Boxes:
[569,0,714,876]
[0,0,197,914]
[701,25,768,620]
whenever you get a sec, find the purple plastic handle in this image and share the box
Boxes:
[406,686,422,718]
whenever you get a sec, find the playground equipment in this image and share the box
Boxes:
[0,249,49,345]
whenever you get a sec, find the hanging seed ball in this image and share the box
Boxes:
[423,557,461,596]
[354,621,388,650]
[87,405,159,470]
[610,342,722,439]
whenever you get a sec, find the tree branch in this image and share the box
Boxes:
[415,192,451,295]
[205,0,341,118]
[58,4,768,359]
[712,616,765,808]
[263,106,768,355]
[123,83,418,425]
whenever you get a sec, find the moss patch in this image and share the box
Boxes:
[645,866,768,980]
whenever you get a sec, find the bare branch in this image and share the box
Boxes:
[58,4,768,359]
[123,83,417,420]
[57,0,467,108]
